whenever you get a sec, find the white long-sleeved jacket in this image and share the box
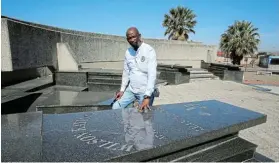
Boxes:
[120,42,157,96]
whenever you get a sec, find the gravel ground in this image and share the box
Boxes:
[154,80,279,161]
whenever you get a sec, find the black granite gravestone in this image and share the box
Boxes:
[157,64,190,84]
[42,100,266,162]
[1,112,43,162]
[36,91,114,114]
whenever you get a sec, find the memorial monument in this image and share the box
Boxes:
[2,99,266,162]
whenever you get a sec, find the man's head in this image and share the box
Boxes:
[126,27,142,50]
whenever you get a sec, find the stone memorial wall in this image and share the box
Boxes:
[1,16,217,72]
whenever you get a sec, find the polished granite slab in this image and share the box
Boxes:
[2,86,89,114]
[35,85,88,92]
[1,88,23,98]
[158,63,192,69]
[42,100,266,162]
[150,135,256,162]
[3,76,53,92]
[1,112,43,162]
[55,72,87,87]
[1,92,43,114]
[36,90,114,108]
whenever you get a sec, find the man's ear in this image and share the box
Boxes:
[139,33,142,41]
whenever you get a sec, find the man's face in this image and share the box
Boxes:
[126,30,141,49]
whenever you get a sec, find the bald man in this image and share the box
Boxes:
[112,27,157,111]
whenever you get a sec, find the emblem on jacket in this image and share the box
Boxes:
[141,56,145,62]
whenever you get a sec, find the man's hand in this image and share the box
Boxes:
[140,98,150,111]
[115,91,124,100]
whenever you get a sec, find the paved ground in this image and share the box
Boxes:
[154,80,279,161]
[243,71,279,86]
[254,85,279,95]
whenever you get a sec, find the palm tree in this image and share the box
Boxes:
[220,21,260,65]
[163,6,197,41]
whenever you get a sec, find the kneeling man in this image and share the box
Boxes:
[112,27,157,111]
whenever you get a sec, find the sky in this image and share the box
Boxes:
[2,0,279,52]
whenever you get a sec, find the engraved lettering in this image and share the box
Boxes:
[189,124,203,131]
[74,119,87,123]
[73,121,86,127]
[186,107,196,111]
[72,119,88,132]
[72,125,86,132]
[98,139,106,144]
[80,135,96,142]
[86,139,98,144]
[106,143,120,149]
[76,133,87,139]
[184,121,192,126]
[99,141,114,148]
[119,144,133,152]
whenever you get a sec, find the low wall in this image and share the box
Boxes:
[81,60,202,70]
[1,16,217,72]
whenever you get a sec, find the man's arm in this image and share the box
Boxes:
[120,55,130,92]
[144,49,157,96]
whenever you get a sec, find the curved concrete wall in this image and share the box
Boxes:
[1,16,217,71]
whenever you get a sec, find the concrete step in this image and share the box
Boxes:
[209,66,226,71]
[186,68,210,74]
[190,77,219,82]
[187,68,207,71]
[189,70,209,74]
[88,74,122,80]
[88,71,122,77]
[88,78,122,84]
[190,73,215,78]
[87,82,120,92]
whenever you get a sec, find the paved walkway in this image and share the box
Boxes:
[243,71,279,86]
[154,80,279,161]
[243,80,279,86]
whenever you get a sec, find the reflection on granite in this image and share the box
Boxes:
[1,112,42,162]
[42,100,266,162]
[1,93,43,114]
[96,98,115,106]
[122,107,154,151]
[32,85,88,93]
[3,76,53,91]
[37,106,112,114]
[37,91,114,108]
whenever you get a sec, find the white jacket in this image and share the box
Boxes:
[120,42,157,96]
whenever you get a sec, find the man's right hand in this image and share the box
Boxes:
[115,91,124,100]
